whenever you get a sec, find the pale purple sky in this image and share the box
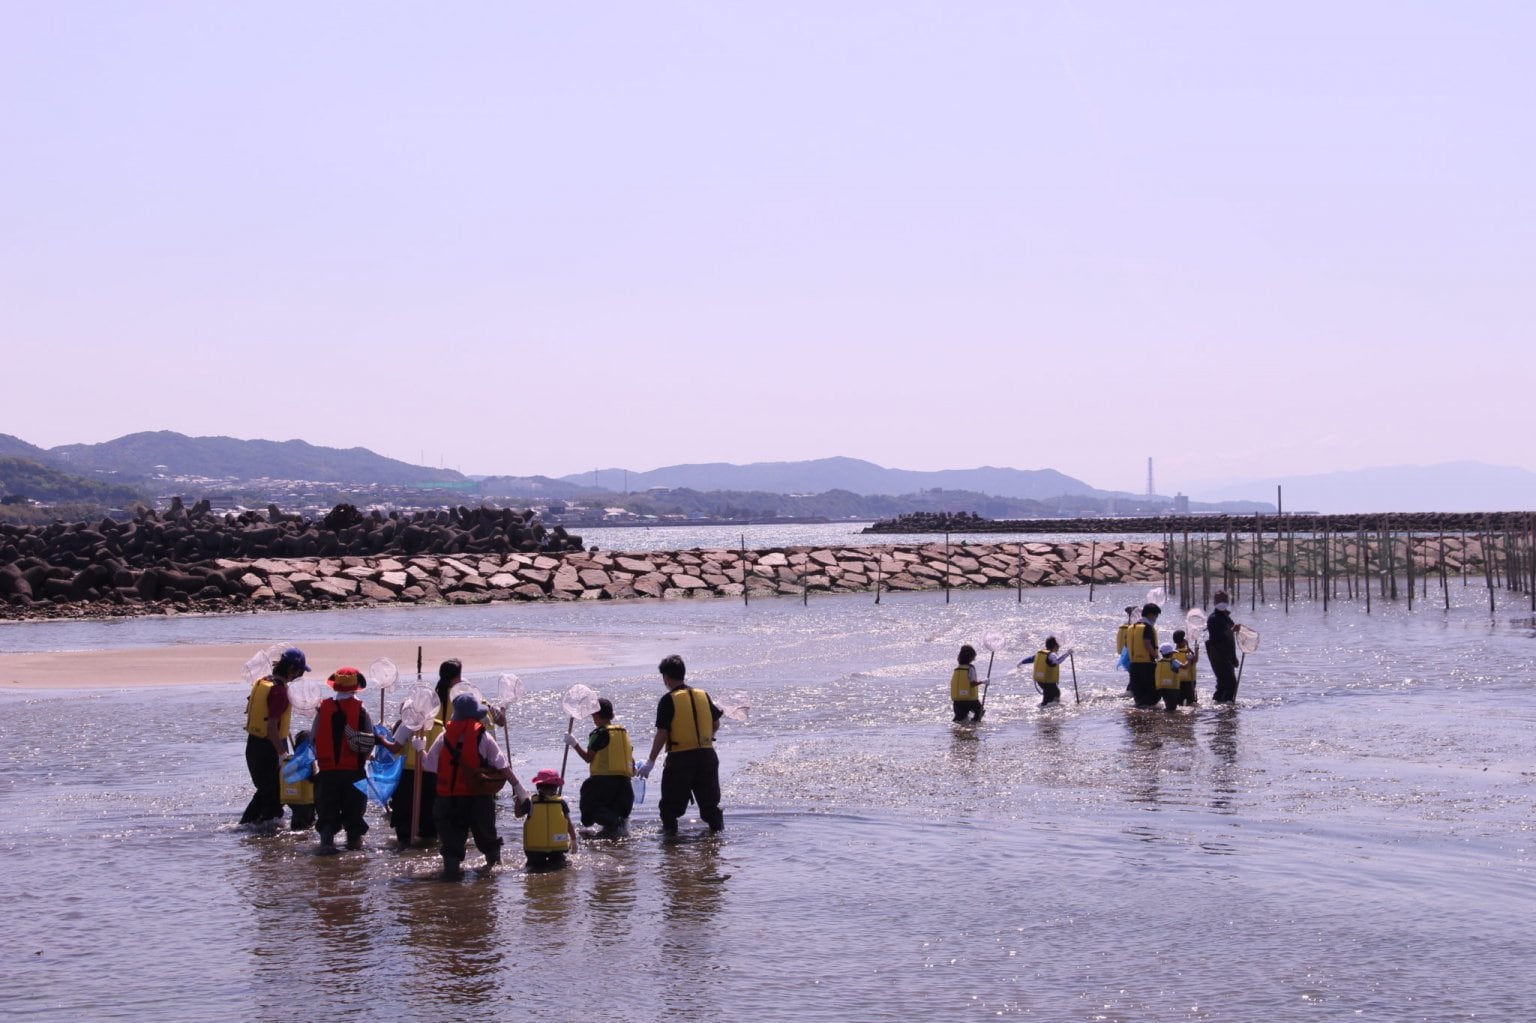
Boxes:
[4,3,1532,496]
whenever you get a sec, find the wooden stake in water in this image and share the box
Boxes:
[1282,519,1291,614]
[1251,516,1260,611]
[1183,530,1192,611]
[1528,514,1536,612]
[742,534,749,606]
[1362,526,1371,614]
[1085,541,1094,603]
[1202,530,1212,608]
[1483,529,1496,614]
[1322,523,1329,612]
[1439,532,1450,610]
[1168,528,1176,600]
[1386,518,1398,601]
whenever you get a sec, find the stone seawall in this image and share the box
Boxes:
[867,510,1536,535]
[0,539,1166,620]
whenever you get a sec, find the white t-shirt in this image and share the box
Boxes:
[422,721,510,773]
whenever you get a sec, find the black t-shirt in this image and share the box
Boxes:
[1207,609,1237,662]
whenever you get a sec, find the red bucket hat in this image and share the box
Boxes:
[328,667,367,692]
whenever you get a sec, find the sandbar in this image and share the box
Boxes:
[0,637,601,690]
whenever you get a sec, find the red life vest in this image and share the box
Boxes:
[316,697,366,772]
[436,719,486,797]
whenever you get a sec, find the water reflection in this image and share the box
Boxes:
[1033,710,1064,750]
[579,847,640,956]
[657,838,727,1021]
[1121,709,1165,810]
[945,726,983,782]
[398,870,506,1002]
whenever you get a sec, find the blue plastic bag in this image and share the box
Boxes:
[355,746,403,807]
[631,763,646,804]
[1116,648,1131,672]
[282,737,315,784]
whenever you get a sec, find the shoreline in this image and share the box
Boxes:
[0,636,602,690]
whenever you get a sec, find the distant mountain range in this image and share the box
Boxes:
[5,430,463,486]
[1188,461,1536,515]
[5,430,1528,514]
[557,457,1103,501]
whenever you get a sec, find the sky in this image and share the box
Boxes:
[3,2,1533,498]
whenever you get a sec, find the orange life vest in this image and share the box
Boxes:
[316,697,366,772]
[436,719,486,797]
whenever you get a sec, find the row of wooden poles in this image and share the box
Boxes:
[737,515,1536,614]
[1156,513,1536,614]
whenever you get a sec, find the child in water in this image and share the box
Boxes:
[1025,636,1074,706]
[950,645,984,723]
[1172,629,1200,706]
[515,769,577,869]
[280,730,318,831]
[1154,642,1189,712]
[1117,605,1137,690]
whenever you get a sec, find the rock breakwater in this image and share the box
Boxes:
[867,510,1536,535]
[0,534,1164,621]
[0,500,584,619]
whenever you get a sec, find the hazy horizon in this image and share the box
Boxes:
[5,4,1532,496]
[11,426,1536,513]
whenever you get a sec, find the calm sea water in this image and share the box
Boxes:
[4,579,1535,1021]
[576,521,1157,553]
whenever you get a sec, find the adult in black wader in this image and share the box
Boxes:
[638,655,724,835]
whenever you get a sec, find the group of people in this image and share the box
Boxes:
[948,592,1247,719]
[1116,591,1246,709]
[240,650,727,879]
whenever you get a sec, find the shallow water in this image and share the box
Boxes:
[4,582,1535,1021]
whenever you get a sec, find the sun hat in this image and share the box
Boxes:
[327,667,366,691]
[531,768,563,788]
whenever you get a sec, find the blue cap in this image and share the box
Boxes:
[451,693,487,721]
[276,648,309,674]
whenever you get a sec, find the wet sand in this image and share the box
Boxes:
[0,637,601,689]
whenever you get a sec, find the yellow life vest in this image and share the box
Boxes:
[280,756,314,806]
[1115,623,1130,654]
[403,719,446,771]
[591,724,634,777]
[666,688,716,752]
[1155,658,1181,690]
[1129,623,1156,663]
[949,665,979,701]
[245,677,292,741]
[1176,643,1197,683]
[1032,651,1060,685]
[523,795,572,854]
